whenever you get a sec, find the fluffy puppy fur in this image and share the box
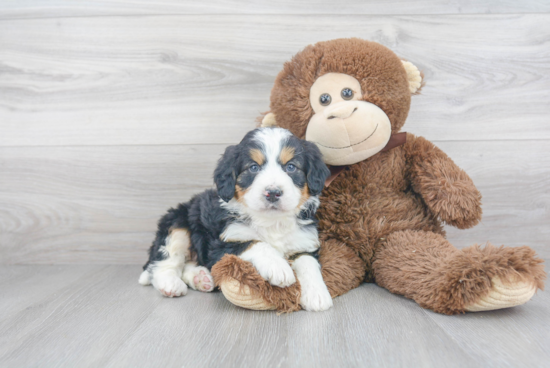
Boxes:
[139,127,333,311]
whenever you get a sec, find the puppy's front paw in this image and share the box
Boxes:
[257,258,296,287]
[153,273,188,297]
[300,283,333,312]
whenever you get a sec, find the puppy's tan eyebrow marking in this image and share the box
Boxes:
[249,149,265,165]
[279,146,295,165]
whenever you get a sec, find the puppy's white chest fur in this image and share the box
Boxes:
[221,213,319,257]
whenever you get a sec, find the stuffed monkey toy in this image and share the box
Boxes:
[211,38,545,314]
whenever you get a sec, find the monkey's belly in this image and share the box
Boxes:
[317,190,444,260]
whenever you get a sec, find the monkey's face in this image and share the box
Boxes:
[268,39,423,166]
[305,73,392,166]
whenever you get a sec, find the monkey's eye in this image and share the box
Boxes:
[341,88,354,100]
[319,93,331,106]
[285,164,296,173]
[249,164,260,173]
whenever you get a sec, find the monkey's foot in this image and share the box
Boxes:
[220,278,276,310]
[465,276,537,312]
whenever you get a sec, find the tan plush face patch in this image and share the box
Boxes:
[306,73,392,166]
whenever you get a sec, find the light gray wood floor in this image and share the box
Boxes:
[0,265,548,368]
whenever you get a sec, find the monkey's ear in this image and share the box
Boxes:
[261,112,278,127]
[401,60,423,94]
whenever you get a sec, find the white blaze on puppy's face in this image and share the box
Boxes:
[242,128,303,214]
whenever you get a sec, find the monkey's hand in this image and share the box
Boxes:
[408,135,482,229]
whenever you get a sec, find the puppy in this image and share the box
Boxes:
[139,127,333,311]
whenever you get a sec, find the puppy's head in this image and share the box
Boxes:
[214,127,330,214]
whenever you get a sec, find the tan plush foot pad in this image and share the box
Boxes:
[465,276,537,312]
[219,278,276,311]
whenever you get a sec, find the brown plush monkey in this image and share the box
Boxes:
[212,38,546,314]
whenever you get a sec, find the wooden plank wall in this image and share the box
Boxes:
[1,1,549,264]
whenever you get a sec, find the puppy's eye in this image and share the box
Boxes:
[319,93,331,106]
[249,164,260,173]
[285,164,296,173]
[341,88,354,100]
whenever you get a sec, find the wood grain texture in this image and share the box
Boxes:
[424,299,550,368]
[0,144,224,264]
[1,0,550,19]
[1,14,550,146]
[1,265,548,368]
[1,140,548,264]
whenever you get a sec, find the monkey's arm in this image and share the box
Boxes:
[406,134,482,229]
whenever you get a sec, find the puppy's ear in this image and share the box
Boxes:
[214,145,238,202]
[303,140,330,196]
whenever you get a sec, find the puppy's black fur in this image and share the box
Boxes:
[143,190,254,270]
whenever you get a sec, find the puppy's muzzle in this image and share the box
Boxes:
[264,187,283,203]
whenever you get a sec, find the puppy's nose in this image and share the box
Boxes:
[325,101,358,120]
[265,188,283,203]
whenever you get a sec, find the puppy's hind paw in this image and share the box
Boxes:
[138,270,152,285]
[184,267,214,292]
[153,274,188,298]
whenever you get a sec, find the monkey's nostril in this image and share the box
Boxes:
[327,106,357,120]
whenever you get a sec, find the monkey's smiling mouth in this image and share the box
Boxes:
[313,123,378,150]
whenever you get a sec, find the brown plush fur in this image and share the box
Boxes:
[373,230,546,315]
[214,38,546,314]
[319,239,366,298]
[212,255,302,313]
[271,38,411,138]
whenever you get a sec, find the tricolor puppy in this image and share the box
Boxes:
[139,127,333,311]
